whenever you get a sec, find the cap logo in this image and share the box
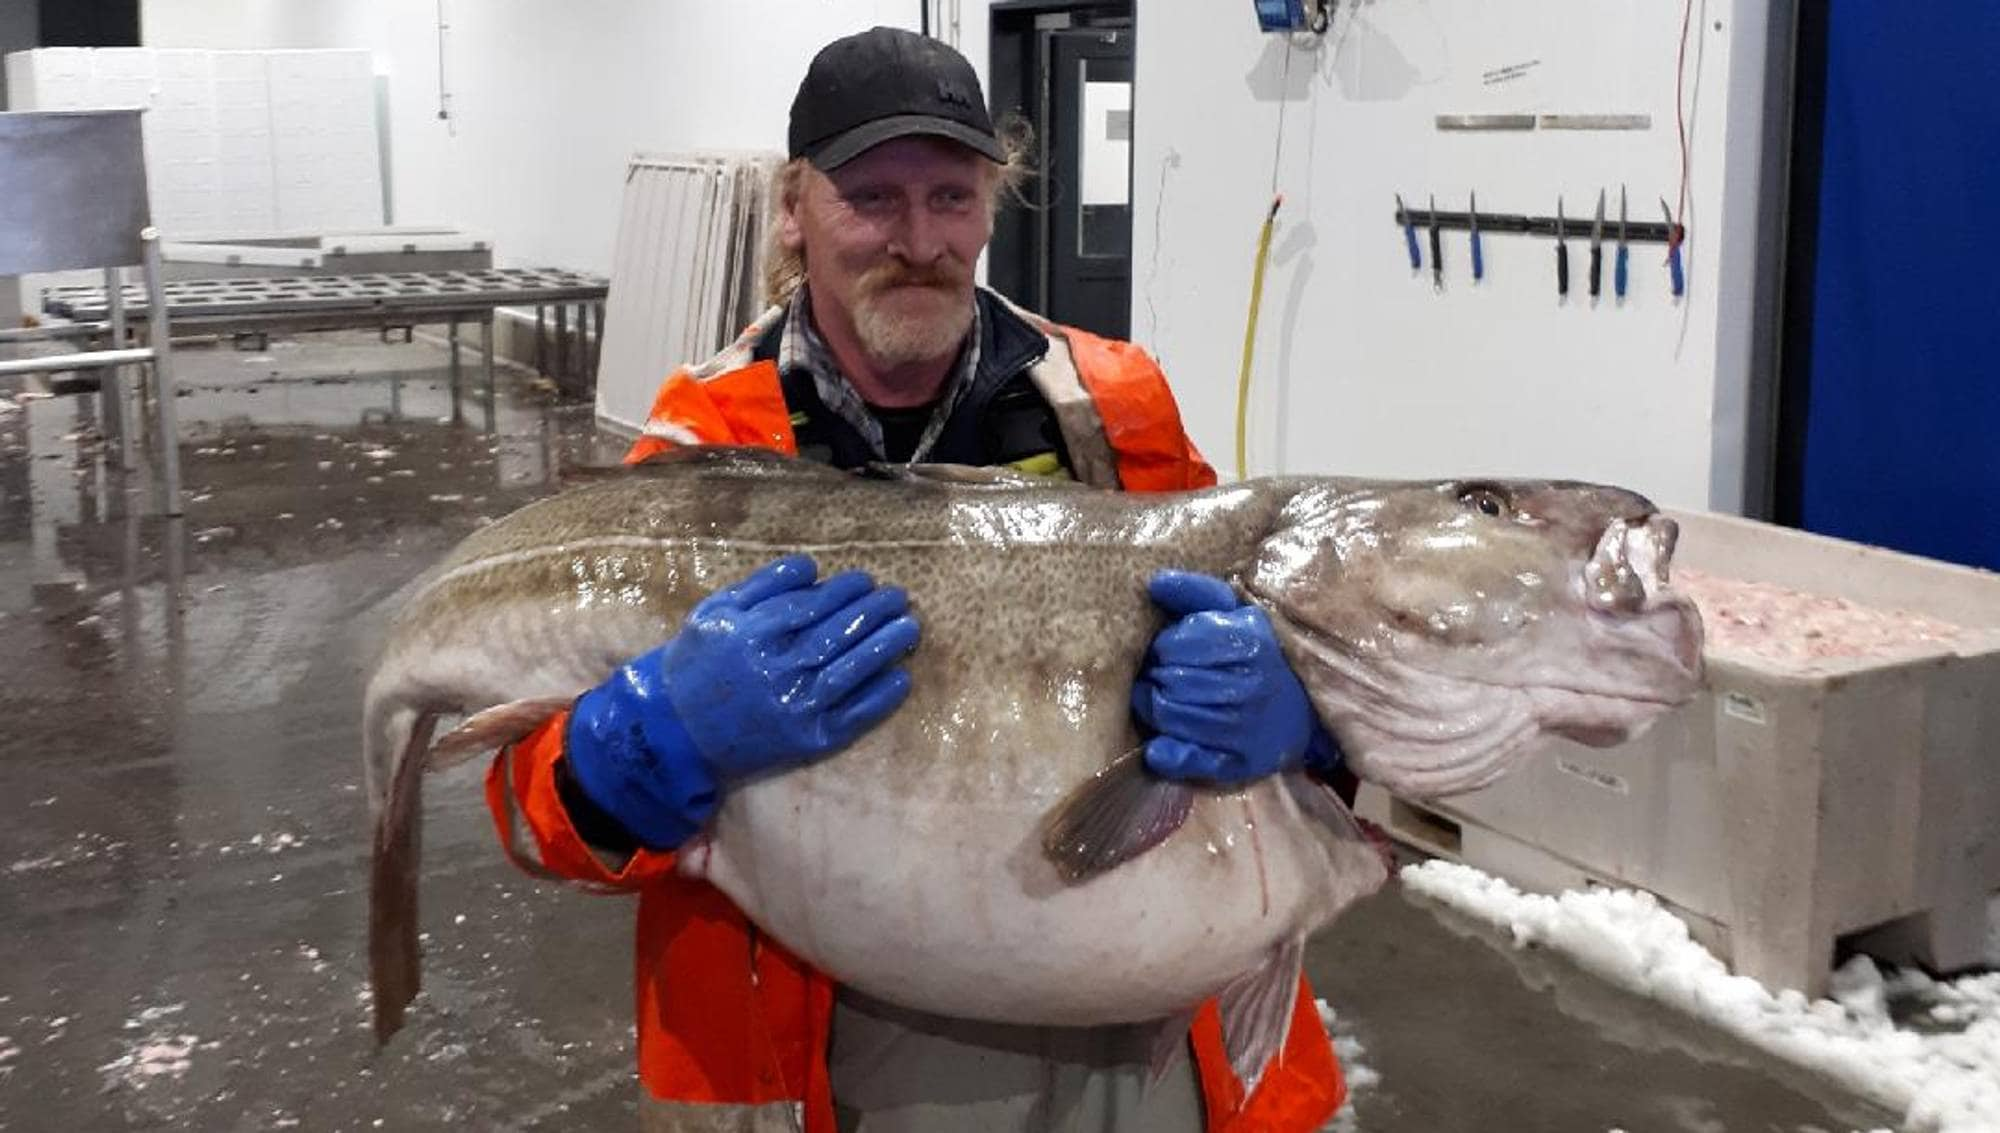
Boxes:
[936,79,972,107]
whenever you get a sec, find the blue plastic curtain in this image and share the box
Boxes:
[1796,4,2000,571]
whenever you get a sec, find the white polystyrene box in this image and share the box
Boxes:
[210,51,270,109]
[141,51,221,235]
[210,53,279,233]
[89,47,156,110]
[1357,510,2000,997]
[150,50,212,105]
[266,50,381,231]
[4,50,33,109]
[5,48,96,110]
[45,48,97,108]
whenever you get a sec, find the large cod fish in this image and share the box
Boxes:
[364,447,1701,1087]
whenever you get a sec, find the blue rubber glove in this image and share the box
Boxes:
[564,554,921,850]
[1130,570,1340,786]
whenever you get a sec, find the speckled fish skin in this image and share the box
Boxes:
[364,448,1701,1038]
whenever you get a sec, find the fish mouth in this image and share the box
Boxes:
[1579,513,1704,680]
[1538,513,1703,745]
[1584,514,1679,616]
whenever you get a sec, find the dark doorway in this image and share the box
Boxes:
[988,2,1134,339]
[37,0,139,48]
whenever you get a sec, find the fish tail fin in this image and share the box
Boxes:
[1040,746,1196,885]
[360,669,419,817]
[428,697,577,773]
[367,703,440,1046]
[1217,936,1305,1097]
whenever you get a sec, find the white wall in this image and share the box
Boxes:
[1132,0,1784,513]
[142,0,987,277]
[142,0,336,50]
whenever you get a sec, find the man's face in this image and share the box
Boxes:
[781,136,996,371]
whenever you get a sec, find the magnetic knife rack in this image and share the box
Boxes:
[1392,206,1684,245]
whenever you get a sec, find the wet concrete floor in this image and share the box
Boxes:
[0,332,1901,1131]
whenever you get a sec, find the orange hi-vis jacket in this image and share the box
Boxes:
[485,293,1347,1132]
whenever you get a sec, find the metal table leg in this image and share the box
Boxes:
[555,304,570,392]
[103,266,134,472]
[481,314,497,432]
[448,317,463,423]
[535,305,546,377]
[140,231,183,517]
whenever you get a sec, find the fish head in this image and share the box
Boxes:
[1244,479,1703,797]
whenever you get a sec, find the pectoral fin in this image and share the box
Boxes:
[427,698,578,772]
[1281,770,1363,841]
[1281,771,1393,899]
[1040,747,1196,884]
[1217,937,1305,1096]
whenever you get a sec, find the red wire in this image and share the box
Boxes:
[1673,0,1694,243]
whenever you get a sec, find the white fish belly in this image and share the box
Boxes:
[693,767,1354,1027]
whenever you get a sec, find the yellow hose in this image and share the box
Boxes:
[1235,194,1283,481]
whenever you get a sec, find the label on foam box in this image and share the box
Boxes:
[1721,691,1768,726]
[1555,758,1630,796]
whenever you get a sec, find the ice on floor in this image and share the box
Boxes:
[1402,861,2000,1133]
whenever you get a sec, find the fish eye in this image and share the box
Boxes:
[1459,484,1511,518]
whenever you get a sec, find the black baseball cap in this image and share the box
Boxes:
[789,27,1005,171]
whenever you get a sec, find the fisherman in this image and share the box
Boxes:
[487,26,1347,1133]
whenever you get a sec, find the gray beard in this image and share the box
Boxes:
[853,290,975,369]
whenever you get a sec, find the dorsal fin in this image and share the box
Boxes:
[863,462,1084,490]
[624,444,846,481]
[632,443,794,468]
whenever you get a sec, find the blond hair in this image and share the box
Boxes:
[761,116,1036,306]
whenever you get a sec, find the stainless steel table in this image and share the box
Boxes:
[42,267,609,425]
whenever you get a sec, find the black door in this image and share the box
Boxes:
[1045,28,1132,338]
[988,3,1134,339]
[37,0,139,47]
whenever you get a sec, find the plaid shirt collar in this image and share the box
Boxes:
[778,286,983,463]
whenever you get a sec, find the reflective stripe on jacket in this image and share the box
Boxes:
[486,299,1346,1132]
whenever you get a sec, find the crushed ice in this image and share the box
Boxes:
[1402,860,2000,1133]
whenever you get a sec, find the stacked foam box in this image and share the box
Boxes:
[1,47,380,238]
[211,51,278,233]
[266,50,382,231]
[147,50,221,235]
[4,47,94,110]
[89,47,154,110]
